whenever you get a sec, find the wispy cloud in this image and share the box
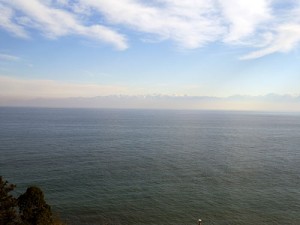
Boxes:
[240,34,300,59]
[0,53,20,61]
[1,0,300,58]
[240,18,300,59]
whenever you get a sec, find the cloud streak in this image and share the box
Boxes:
[0,75,131,98]
[0,53,20,61]
[1,0,300,58]
[240,21,300,60]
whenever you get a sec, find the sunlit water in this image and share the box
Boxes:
[1,108,300,225]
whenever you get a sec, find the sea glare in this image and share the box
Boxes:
[0,107,300,225]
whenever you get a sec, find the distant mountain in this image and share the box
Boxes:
[227,94,300,101]
[1,94,300,111]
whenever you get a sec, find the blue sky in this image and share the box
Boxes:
[0,0,300,106]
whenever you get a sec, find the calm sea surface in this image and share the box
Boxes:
[0,107,300,225]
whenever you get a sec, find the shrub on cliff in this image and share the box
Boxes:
[0,176,19,225]
[0,177,65,225]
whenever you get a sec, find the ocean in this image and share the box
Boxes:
[0,107,299,225]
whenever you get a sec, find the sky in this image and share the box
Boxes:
[0,0,300,110]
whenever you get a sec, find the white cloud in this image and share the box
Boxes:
[71,0,300,55]
[0,3,29,38]
[218,0,273,43]
[79,0,223,49]
[1,0,300,58]
[240,2,300,60]
[0,0,127,50]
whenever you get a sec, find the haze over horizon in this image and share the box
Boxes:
[1,0,300,111]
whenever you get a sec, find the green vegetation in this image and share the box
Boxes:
[0,177,65,225]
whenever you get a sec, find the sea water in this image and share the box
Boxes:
[0,107,299,225]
